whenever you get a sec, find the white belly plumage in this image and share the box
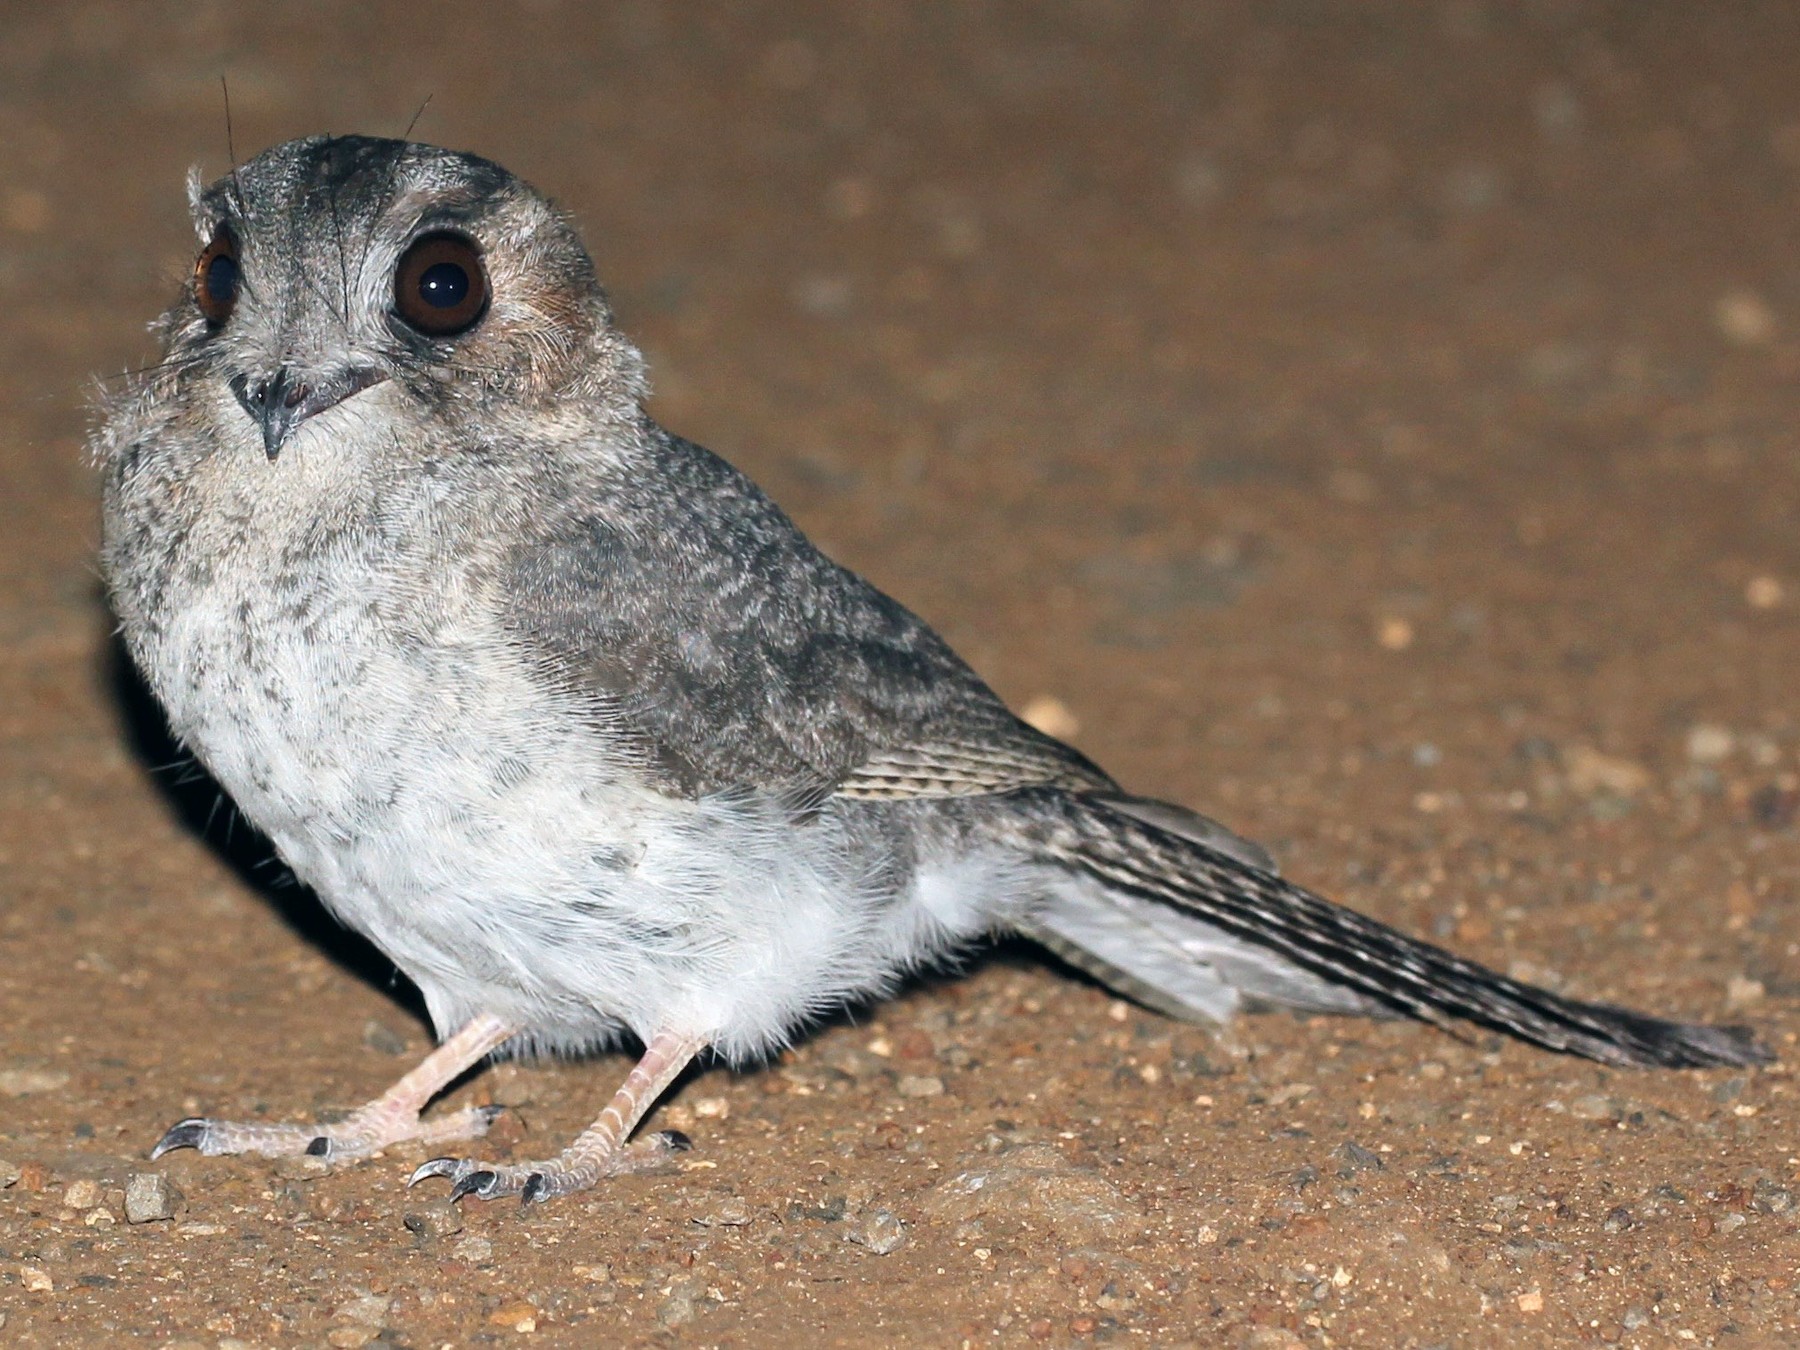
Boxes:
[146,573,999,1063]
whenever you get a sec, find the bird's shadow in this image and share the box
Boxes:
[106,633,429,1027]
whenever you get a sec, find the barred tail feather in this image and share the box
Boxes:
[1032,792,1769,1069]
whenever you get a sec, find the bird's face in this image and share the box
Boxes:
[129,135,643,466]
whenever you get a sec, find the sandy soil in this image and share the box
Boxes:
[3,2,1799,1346]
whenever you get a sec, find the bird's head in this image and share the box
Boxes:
[128,135,647,464]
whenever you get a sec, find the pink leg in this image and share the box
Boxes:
[152,1012,519,1163]
[410,1028,705,1204]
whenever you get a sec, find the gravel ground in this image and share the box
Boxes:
[2,3,1798,1346]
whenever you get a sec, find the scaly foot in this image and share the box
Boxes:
[409,1129,692,1204]
[409,1028,706,1204]
[152,1102,503,1162]
[148,1013,519,1167]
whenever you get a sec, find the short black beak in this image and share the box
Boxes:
[230,365,388,460]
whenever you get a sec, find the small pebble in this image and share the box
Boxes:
[1094,1281,1137,1312]
[1726,976,1766,1012]
[488,1300,539,1332]
[333,1294,392,1328]
[1334,1141,1384,1176]
[124,1172,182,1224]
[1716,289,1777,346]
[1517,1289,1544,1313]
[1747,575,1785,609]
[273,1155,331,1180]
[325,1329,378,1349]
[657,1276,707,1328]
[20,1265,53,1293]
[1563,744,1651,796]
[1686,725,1734,763]
[896,1074,944,1098]
[693,1196,752,1227]
[846,1207,906,1254]
[0,1158,21,1188]
[1752,1181,1796,1215]
[450,1234,494,1265]
[402,1202,464,1239]
[1568,1094,1620,1122]
[62,1178,103,1210]
[0,1068,70,1096]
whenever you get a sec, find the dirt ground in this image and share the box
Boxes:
[3,2,1799,1346]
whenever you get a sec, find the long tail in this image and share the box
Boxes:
[1019,789,1769,1069]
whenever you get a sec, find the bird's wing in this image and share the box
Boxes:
[498,431,1115,802]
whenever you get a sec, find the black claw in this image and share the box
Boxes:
[304,1135,332,1157]
[407,1157,461,1187]
[652,1129,694,1153]
[520,1172,549,1206]
[150,1118,209,1160]
[448,1169,497,1203]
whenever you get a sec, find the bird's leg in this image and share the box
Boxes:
[152,1012,519,1163]
[410,1028,704,1204]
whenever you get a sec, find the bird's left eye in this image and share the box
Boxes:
[393,232,489,337]
[193,224,240,326]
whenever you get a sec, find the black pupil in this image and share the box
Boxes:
[205,253,238,305]
[418,261,469,309]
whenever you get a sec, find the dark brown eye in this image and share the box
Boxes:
[393,232,489,337]
[193,224,240,326]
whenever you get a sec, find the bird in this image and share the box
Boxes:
[94,135,1768,1206]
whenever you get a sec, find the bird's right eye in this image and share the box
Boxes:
[193,225,240,326]
[392,232,489,337]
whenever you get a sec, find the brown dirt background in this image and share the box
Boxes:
[3,2,1800,1346]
